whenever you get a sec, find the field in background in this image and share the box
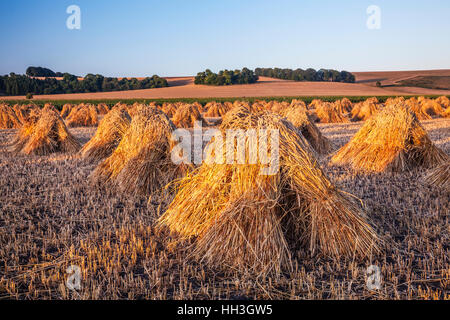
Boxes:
[397,76,450,91]
[1,70,450,101]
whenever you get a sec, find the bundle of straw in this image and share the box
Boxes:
[161,103,177,118]
[158,106,379,276]
[172,103,205,128]
[60,104,74,118]
[384,97,403,105]
[126,103,141,118]
[13,104,40,125]
[290,99,308,110]
[269,101,290,115]
[351,101,381,121]
[192,101,205,113]
[0,104,21,129]
[420,99,444,117]
[309,99,323,109]
[435,96,450,109]
[66,104,99,127]
[423,162,450,193]
[80,107,131,162]
[405,97,432,120]
[339,98,353,112]
[9,105,80,155]
[91,106,190,196]
[251,100,267,111]
[315,102,350,123]
[443,107,450,118]
[96,103,110,115]
[204,102,229,117]
[331,103,449,173]
[281,106,331,154]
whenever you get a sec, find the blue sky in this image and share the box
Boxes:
[1,0,449,77]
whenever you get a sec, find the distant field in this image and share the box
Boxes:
[396,76,450,90]
[1,70,450,101]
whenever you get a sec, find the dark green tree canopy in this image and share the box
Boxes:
[0,72,168,96]
[195,68,259,86]
[254,67,355,83]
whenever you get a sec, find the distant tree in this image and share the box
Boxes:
[26,66,57,77]
[26,93,33,99]
[0,72,167,96]
[253,67,355,83]
[340,71,355,83]
[376,81,382,87]
[194,68,258,86]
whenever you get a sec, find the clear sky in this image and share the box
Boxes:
[1,0,449,77]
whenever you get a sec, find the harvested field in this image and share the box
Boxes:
[0,116,448,300]
[2,70,450,101]
[397,76,450,91]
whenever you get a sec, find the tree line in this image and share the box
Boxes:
[0,73,168,96]
[193,68,355,86]
[254,68,355,83]
[25,66,69,78]
[194,68,259,86]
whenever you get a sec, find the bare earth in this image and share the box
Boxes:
[2,70,450,101]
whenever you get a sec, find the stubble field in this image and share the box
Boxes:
[0,118,448,300]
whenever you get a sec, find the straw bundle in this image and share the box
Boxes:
[13,104,40,124]
[315,102,350,123]
[351,101,381,121]
[204,102,229,117]
[96,103,110,115]
[192,101,205,113]
[172,103,205,128]
[251,100,267,111]
[404,98,430,120]
[290,99,308,110]
[420,99,444,117]
[435,96,450,109]
[80,107,131,162]
[384,97,403,105]
[60,104,74,118]
[309,99,323,109]
[339,98,353,112]
[269,101,290,114]
[0,104,21,129]
[158,106,379,275]
[66,104,99,127]
[43,103,59,113]
[91,106,189,196]
[161,103,177,118]
[423,162,450,193]
[443,107,450,118]
[281,107,331,154]
[126,103,140,118]
[9,106,80,155]
[331,103,448,173]
[250,101,266,113]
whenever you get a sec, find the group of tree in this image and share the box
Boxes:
[254,68,355,83]
[194,68,259,85]
[0,72,168,96]
[25,66,68,78]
